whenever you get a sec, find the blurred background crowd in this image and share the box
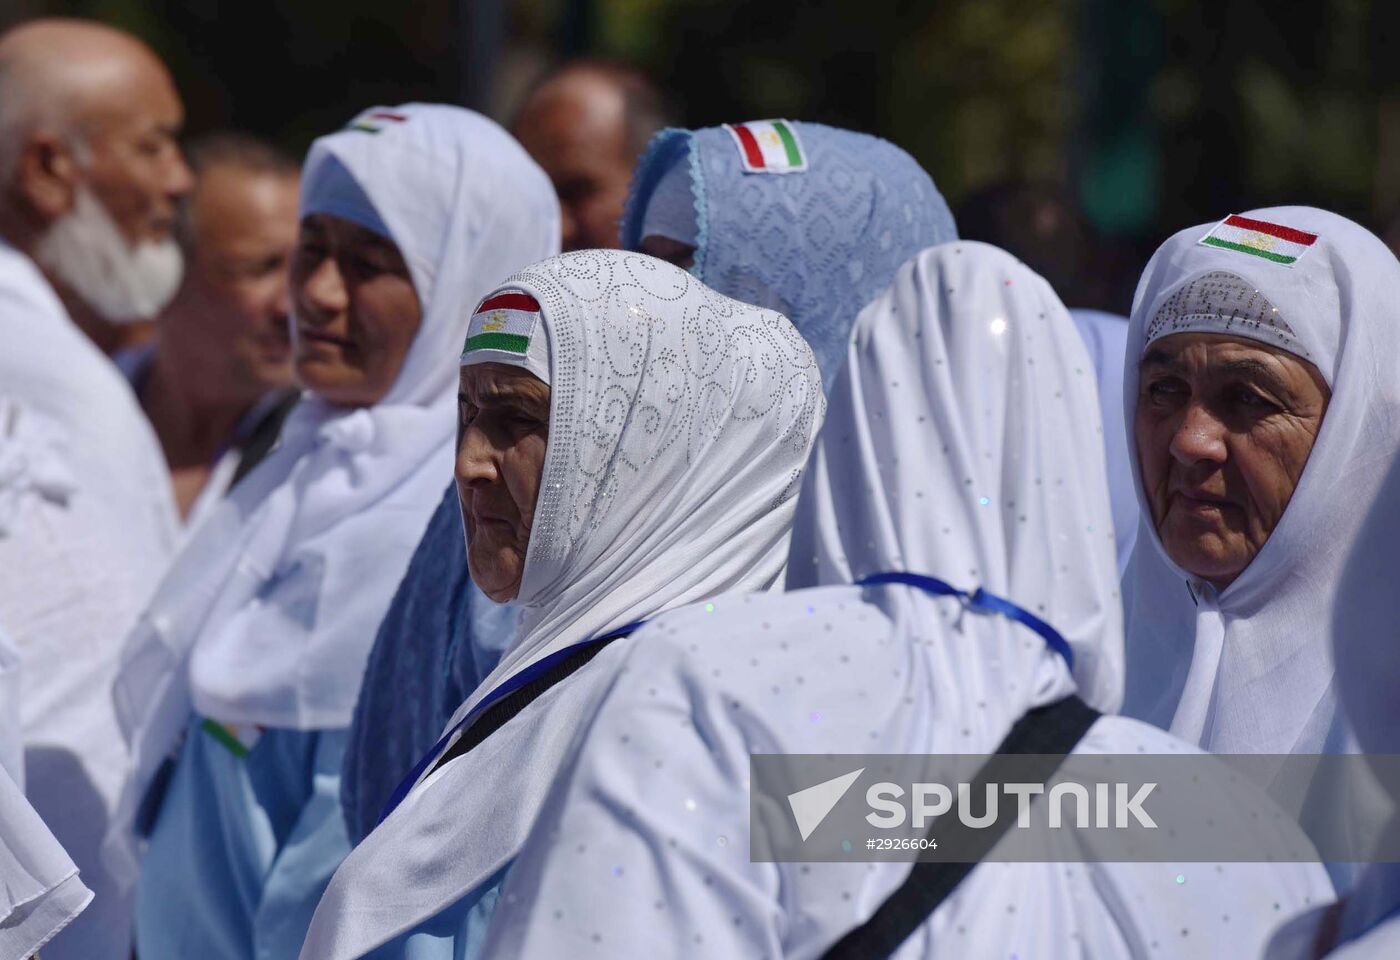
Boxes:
[8,0,1400,316]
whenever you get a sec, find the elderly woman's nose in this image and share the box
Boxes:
[455,425,500,487]
[1168,402,1228,466]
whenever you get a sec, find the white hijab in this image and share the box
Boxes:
[1121,206,1400,755]
[480,243,1328,960]
[786,240,1123,708]
[299,249,824,959]
[107,104,560,883]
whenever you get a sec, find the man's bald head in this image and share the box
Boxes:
[0,20,176,183]
[0,19,192,339]
[513,60,673,251]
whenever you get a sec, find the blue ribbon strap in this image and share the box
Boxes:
[377,617,650,825]
[855,571,1074,671]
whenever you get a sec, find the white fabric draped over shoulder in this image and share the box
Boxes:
[1121,206,1400,756]
[0,626,92,960]
[299,249,824,959]
[0,237,176,960]
[0,763,92,960]
[1267,453,1400,957]
[478,242,1331,960]
[106,104,560,888]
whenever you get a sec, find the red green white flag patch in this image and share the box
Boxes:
[1198,214,1318,266]
[464,291,541,356]
[725,120,808,174]
[348,110,408,135]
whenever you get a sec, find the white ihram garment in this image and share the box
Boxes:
[0,237,177,960]
[479,242,1331,960]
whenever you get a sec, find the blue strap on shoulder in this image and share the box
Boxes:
[376,618,650,825]
[855,571,1074,671]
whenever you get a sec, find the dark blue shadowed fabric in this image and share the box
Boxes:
[340,484,513,844]
[622,122,957,390]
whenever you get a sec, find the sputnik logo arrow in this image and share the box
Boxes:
[787,768,864,841]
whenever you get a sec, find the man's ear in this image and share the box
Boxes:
[11,131,80,225]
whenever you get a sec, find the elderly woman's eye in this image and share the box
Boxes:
[1146,379,1184,402]
[1234,387,1276,410]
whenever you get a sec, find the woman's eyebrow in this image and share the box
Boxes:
[1221,358,1289,392]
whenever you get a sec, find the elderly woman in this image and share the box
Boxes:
[340,118,957,844]
[107,104,560,960]
[1121,208,1400,759]
[298,249,824,959]
[473,242,1332,959]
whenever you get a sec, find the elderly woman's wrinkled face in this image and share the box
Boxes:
[290,213,421,407]
[1135,332,1330,589]
[456,363,550,601]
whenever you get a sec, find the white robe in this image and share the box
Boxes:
[479,241,1332,959]
[0,238,177,960]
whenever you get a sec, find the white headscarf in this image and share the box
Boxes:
[787,240,1123,709]
[107,104,560,884]
[299,249,824,959]
[479,242,1328,960]
[1121,206,1400,755]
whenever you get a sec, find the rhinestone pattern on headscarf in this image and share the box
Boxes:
[1144,271,1307,362]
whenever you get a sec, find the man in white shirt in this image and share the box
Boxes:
[0,17,191,959]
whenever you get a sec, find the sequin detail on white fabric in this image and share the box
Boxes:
[1144,271,1307,362]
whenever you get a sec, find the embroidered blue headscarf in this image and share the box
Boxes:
[622,121,957,386]
[342,122,955,844]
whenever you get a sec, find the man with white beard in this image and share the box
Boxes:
[0,18,190,960]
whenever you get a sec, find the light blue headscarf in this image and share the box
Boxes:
[1068,308,1138,574]
[622,121,957,387]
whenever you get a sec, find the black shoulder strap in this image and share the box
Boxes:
[819,694,1101,960]
[428,635,625,777]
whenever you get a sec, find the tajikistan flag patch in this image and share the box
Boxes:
[348,110,408,134]
[464,291,541,356]
[725,120,808,174]
[1198,214,1319,267]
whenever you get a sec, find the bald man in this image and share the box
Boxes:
[0,19,186,960]
[513,60,673,251]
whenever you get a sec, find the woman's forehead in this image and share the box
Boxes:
[459,363,549,401]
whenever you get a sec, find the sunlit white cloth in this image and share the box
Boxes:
[0,237,177,960]
[479,242,1332,959]
[299,249,825,959]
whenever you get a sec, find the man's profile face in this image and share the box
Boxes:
[176,165,300,394]
[515,73,634,252]
[78,54,192,247]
